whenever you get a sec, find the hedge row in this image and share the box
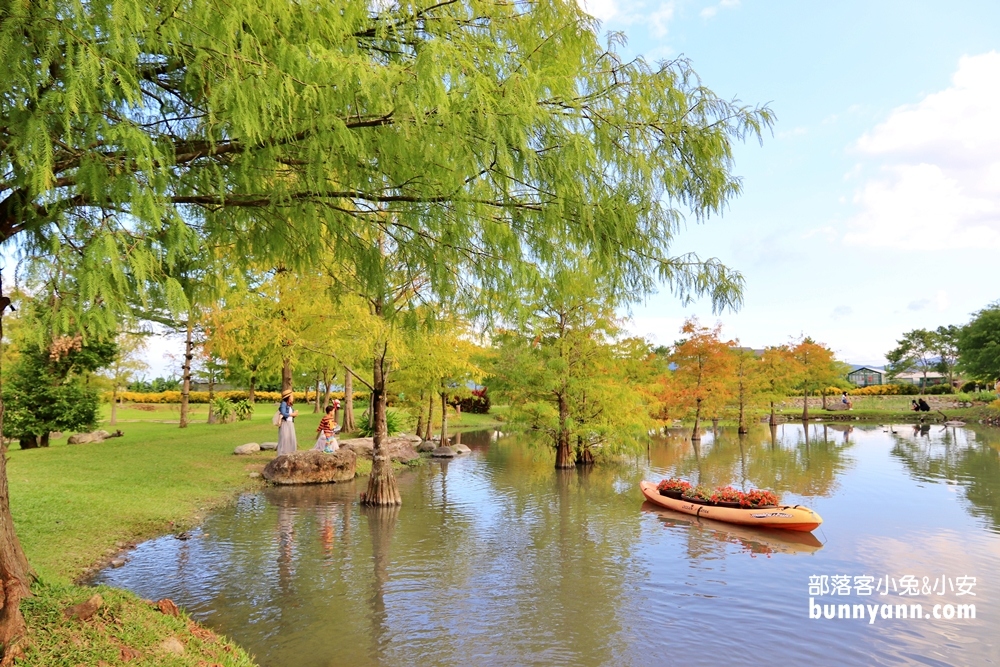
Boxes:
[105,390,370,404]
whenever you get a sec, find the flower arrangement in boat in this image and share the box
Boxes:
[710,486,744,504]
[681,485,714,501]
[655,478,781,508]
[739,489,780,508]
[656,478,692,496]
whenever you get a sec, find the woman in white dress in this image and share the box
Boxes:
[276,390,299,456]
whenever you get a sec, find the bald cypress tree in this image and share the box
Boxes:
[0,0,769,646]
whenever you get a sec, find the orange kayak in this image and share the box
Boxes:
[640,481,822,532]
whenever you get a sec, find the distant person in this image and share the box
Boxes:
[911,400,920,412]
[313,404,339,453]
[918,398,931,412]
[277,390,299,456]
[841,391,853,409]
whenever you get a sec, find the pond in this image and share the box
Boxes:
[94,424,1000,666]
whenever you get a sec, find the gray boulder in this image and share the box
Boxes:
[339,436,419,464]
[262,449,357,485]
[431,446,457,458]
[453,444,472,454]
[234,443,260,455]
[259,441,278,451]
[416,441,437,453]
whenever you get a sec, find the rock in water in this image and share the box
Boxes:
[431,446,457,458]
[233,442,260,455]
[453,444,472,454]
[263,449,357,485]
[63,594,103,620]
[259,441,278,451]
[416,441,436,453]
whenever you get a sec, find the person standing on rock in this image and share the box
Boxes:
[313,404,339,453]
[277,390,299,456]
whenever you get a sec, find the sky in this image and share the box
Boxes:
[592,0,1000,365]
[142,0,1000,377]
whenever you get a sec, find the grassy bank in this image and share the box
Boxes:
[7,402,502,665]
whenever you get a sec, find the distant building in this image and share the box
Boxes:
[892,370,948,387]
[847,365,887,386]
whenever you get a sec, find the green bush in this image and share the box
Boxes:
[233,399,254,421]
[926,384,955,395]
[356,408,411,437]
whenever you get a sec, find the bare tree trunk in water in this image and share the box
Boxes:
[363,342,401,506]
[281,358,293,395]
[822,392,827,410]
[180,316,194,428]
[313,370,321,413]
[439,383,449,445]
[555,391,573,468]
[802,390,809,422]
[415,392,425,440]
[738,398,748,434]
[575,434,594,466]
[343,367,355,432]
[425,392,434,441]
[0,287,34,656]
[691,398,702,442]
[769,401,776,426]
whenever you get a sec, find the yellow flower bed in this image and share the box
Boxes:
[104,389,367,404]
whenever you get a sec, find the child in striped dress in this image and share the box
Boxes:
[313,405,339,453]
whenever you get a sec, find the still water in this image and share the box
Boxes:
[95,424,1000,666]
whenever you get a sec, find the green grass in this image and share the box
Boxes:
[19,583,256,666]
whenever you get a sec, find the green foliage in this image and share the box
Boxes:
[926,384,955,395]
[210,397,234,422]
[2,339,116,445]
[357,409,410,438]
[886,329,940,381]
[232,399,254,422]
[957,303,1000,382]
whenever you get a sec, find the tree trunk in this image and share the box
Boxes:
[248,373,256,404]
[16,438,36,450]
[281,357,293,395]
[439,385,449,445]
[822,392,827,410]
[323,369,333,409]
[738,399,748,434]
[691,398,702,442]
[802,390,809,421]
[343,367,355,432]
[111,385,118,426]
[38,433,49,448]
[425,391,434,441]
[180,316,194,429]
[313,370,321,413]
[415,392,425,441]
[555,391,573,468]
[207,368,216,424]
[0,288,34,655]
[769,401,776,426]
[575,435,594,466]
[362,348,401,506]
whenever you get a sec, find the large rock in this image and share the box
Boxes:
[824,402,849,412]
[416,441,437,453]
[263,449,357,485]
[339,437,419,464]
[259,441,278,451]
[431,446,457,458]
[397,433,422,444]
[234,443,260,455]
[453,443,471,454]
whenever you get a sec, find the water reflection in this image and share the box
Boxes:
[93,425,1000,666]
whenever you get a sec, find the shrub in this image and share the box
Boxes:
[105,389,370,404]
[961,381,979,393]
[210,397,234,422]
[356,408,411,437]
[848,383,919,396]
[926,384,955,395]
[456,388,491,414]
[233,399,254,421]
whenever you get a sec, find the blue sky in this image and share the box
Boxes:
[599,0,1000,364]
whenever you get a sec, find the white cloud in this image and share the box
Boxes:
[831,305,853,320]
[650,2,676,38]
[578,0,620,22]
[700,0,739,19]
[844,52,1000,249]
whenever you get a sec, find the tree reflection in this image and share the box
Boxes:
[891,425,1000,530]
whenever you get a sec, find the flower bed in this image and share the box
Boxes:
[656,478,780,508]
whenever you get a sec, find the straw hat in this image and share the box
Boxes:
[281,389,293,399]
